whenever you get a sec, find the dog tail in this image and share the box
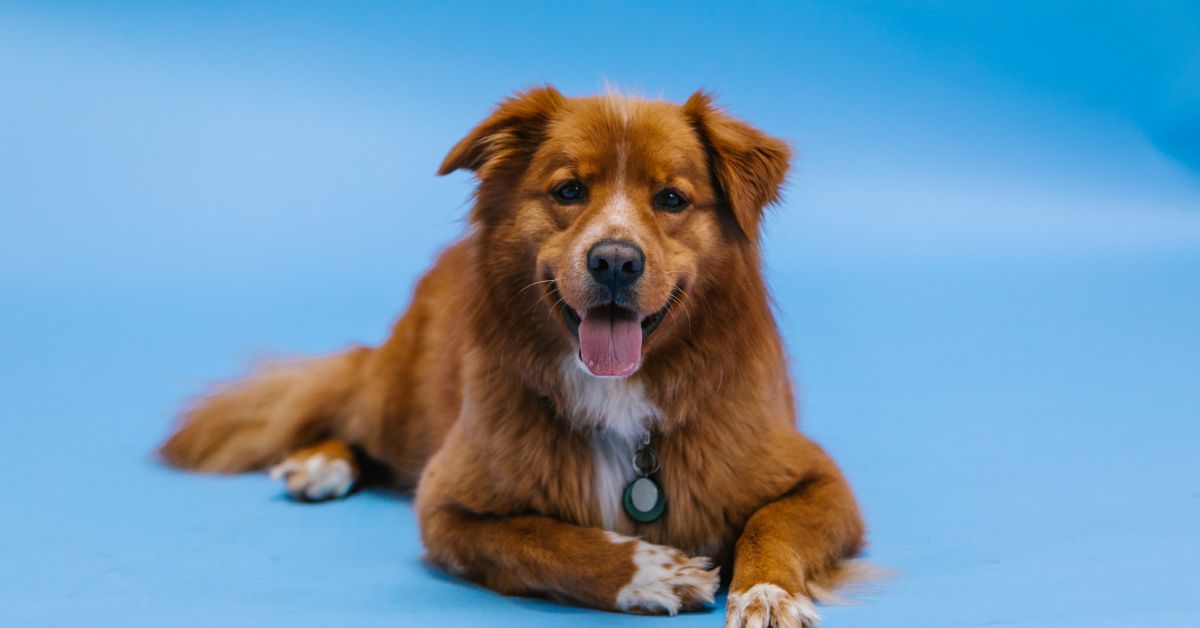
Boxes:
[158,347,371,473]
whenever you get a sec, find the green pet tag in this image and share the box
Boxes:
[623,476,666,522]
[623,435,665,523]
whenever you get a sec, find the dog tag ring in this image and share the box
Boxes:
[623,436,666,523]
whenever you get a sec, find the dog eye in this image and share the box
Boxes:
[552,181,587,204]
[653,189,690,212]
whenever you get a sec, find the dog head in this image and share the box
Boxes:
[440,86,789,378]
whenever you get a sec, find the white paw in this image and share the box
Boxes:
[726,583,821,628]
[605,531,720,615]
[269,453,355,501]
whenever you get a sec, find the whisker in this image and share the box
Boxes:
[506,279,557,308]
[523,284,569,319]
[665,290,694,334]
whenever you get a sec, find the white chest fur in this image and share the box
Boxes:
[558,355,663,531]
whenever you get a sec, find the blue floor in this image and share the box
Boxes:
[3,3,1199,627]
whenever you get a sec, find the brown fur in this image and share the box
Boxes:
[159,86,866,625]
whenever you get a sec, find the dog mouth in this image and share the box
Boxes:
[553,284,675,378]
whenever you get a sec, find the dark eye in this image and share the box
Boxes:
[653,188,690,212]
[552,181,587,204]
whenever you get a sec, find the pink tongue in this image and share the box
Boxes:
[578,311,643,377]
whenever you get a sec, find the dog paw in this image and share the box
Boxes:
[725,583,821,628]
[606,532,720,615]
[269,451,356,501]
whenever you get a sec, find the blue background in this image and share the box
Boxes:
[2,2,1198,626]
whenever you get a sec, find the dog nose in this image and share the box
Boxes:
[587,240,644,291]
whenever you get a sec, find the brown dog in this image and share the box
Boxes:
[160,86,866,627]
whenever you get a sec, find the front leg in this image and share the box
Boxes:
[421,504,719,614]
[727,442,865,628]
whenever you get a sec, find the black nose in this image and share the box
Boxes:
[587,239,645,292]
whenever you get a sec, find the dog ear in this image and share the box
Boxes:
[684,91,791,239]
[438,85,566,178]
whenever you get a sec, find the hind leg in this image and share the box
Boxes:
[269,439,359,501]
